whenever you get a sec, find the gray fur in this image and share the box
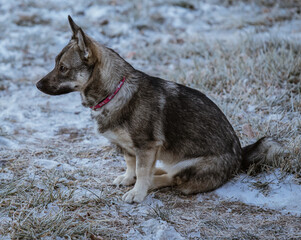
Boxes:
[36,16,282,203]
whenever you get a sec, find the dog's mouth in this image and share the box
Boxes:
[36,80,74,95]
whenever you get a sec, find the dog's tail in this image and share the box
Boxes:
[241,137,283,170]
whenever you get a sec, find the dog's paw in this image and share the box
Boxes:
[113,174,136,186]
[122,189,147,203]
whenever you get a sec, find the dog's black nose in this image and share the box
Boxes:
[36,81,43,90]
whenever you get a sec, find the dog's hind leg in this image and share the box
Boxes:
[154,168,167,175]
[150,174,174,190]
[174,154,240,195]
[113,152,136,186]
[122,146,158,203]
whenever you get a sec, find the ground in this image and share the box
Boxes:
[0,0,301,239]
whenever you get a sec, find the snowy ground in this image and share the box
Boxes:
[0,0,301,239]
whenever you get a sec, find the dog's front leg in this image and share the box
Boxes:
[113,152,136,186]
[122,147,158,203]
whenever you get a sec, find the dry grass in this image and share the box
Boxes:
[2,161,301,239]
[0,146,125,239]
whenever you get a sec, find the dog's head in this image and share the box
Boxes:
[36,16,96,95]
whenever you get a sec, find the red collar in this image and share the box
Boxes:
[90,77,126,111]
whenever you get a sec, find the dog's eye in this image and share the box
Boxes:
[59,65,68,73]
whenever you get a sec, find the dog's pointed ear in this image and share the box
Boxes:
[76,28,91,59]
[68,16,91,60]
[68,15,80,37]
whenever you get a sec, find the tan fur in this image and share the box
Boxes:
[113,153,136,186]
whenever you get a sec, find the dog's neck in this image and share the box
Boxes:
[80,46,135,109]
[90,76,126,111]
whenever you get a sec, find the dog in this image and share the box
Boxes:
[36,16,281,203]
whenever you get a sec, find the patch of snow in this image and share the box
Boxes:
[72,187,103,201]
[35,203,61,218]
[215,171,301,216]
[266,114,283,121]
[0,136,17,149]
[127,219,184,240]
[124,193,165,217]
[143,193,164,207]
[33,159,60,169]
[247,105,256,113]
[188,231,201,239]
[85,5,115,20]
[105,22,131,38]
[57,163,76,172]
[0,170,14,180]
[33,181,48,191]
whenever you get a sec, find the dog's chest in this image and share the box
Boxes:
[102,128,134,154]
[91,108,115,132]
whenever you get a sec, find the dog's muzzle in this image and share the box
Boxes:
[36,80,43,91]
[36,79,74,95]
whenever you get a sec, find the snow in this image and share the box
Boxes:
[0,169,14,180]
[215,171,301,216]
[127,219,184,240]
[72,187,104,202]
[33,159,60,169]
[35,203,61,218]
